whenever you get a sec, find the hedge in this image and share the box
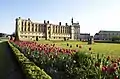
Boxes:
[94,40,120,44]
[8,41,52,79]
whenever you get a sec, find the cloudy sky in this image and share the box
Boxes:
[0,0,120,35]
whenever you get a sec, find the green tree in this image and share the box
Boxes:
[111,36,120,41]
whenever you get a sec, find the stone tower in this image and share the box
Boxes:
[70,17,74,40]
[45,21,51,40]
[71,17,73,25]
[15,17,22,40]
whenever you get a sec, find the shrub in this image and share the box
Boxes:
[8,41,52,79]
[9,40,120,79]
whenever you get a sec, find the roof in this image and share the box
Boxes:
[73,23,80,27]
[80,33,90,35]
[95,33,99,35]
[99,30,120,33]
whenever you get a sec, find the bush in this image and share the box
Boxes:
[94,40,120,44]
[8,41,52,79]
[9,40,120,79]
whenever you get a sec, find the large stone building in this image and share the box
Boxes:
[15,17,80,41]
[79,33,90,41]
[94,30,120,40]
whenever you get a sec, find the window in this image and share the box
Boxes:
[61,26,62,33]
[21,26,23,31]
[48,31,50,34]
[28,22,30,32]
[32,24,34,32]
[53,26,55,33]
[24,26,26,31]
[25,22,27,26]
[22,21,24,26]
[56,26,57,33]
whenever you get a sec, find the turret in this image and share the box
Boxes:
[70,25,74,40]
[59,22,61,26]
[15,17,22,40]
[44,20,46,24]
[71,17,73,25]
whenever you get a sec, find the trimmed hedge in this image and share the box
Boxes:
[8,41,52,79]
[94,40,120,44]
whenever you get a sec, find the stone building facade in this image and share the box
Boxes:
[94,30,120,40]
[15,17,80,41]
[79,33,90,41]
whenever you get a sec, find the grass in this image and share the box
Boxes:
[36,40,120,58]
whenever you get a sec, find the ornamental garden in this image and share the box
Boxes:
[6,38,120,79]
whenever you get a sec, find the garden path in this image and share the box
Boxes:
[0,41,27,79]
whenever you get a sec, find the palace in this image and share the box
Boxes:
[15,17,80,41]
[94,30,120,40]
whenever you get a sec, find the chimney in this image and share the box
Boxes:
[44,20,46,24]
[28,18,30,20]
[18,17,21,19]
[47,21,49,24]
[65,23,68,26]
[59,22,61,26]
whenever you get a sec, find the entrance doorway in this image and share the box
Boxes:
[36,36,38,41]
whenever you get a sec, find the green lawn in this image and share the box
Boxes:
[37,40,120,58]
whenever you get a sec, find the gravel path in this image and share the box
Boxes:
[0,41,27,79]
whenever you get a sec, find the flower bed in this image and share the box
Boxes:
[9,40,120,79]
[8,41,52,79]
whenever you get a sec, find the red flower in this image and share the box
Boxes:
[114,76,119,79]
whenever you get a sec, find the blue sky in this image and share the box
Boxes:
[0,0,120,35]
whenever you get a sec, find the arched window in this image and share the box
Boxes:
[35,24,37,32]
[21,26,23,31]
[32,23,34,32]
[22,21,24,26]
[56,26,57,33]
[61,26,62,33]
[28,22,30,31]
[24,26,26,31]
[53,25,55,33]
[38,25,40,32]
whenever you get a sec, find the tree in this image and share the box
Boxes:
[111,36,120,41]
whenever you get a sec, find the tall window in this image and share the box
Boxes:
[21,26,23,31]
[24,26,26,31]
[56,26,57,33]
[28,22,30,31]
[35,24,37,32]
[38,24,40,32]
[53,25,54,33]
[61,26,62,33]
[32,23,34,32]
[22,21,24,26]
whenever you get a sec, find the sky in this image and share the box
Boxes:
[0,0,120,36]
